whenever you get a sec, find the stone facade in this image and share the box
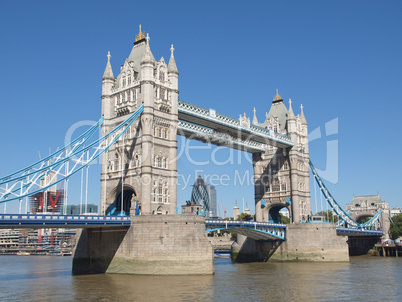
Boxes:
[100,30,179,216]
[252,92,310,223]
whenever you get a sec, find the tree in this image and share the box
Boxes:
[315,210,339,223]
[389,214,402,240]
[359,217,371,224]
[280,213,290,224]
[238,213,253,221]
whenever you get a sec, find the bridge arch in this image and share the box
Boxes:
[354,213,375,223]
[106,184,137,215]
[261,200,290,224]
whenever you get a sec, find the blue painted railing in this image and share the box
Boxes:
[0,214,131,228]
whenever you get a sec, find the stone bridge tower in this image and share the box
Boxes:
[252,91,310,223]
[100,27,179,216]
[346,194,390,239]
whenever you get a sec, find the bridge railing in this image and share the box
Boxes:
[0,214,131,228]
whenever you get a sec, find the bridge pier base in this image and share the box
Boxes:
[73,215,214,275]
[232,223,349,262]
[347,236,381,256]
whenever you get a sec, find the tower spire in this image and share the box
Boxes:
[273,89,283,103]
[300,104,307,124]
[102,51,114,80]
[141,33,155,64]
[252,107,259,125]
[135,24,145,42]
[288,98,295,118]
[168,44,178,74]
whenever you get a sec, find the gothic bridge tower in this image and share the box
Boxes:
[100,26,179,216]
[252,91,310,223]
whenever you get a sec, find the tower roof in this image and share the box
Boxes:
[127,26,154,71]
[263,89,288,131]
[102,51,114,80]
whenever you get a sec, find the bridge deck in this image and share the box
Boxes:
[206,220,286,241]
[336,227,383,237]
[0,214,131,228]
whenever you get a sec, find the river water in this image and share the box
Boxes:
[0,255,400,301]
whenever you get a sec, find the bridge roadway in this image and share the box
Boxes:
[0,214,131,229]
[0,215,383,238]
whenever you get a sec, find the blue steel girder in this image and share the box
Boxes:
[0,104,144,203]
[178,100,293,152]
[0,214,131,229]
[336,227,383,237]
[205,220,286,241]
[309,160,382,230]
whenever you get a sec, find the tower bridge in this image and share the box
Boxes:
[0,27,385,274]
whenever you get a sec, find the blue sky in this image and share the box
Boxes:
[0,0,401,215]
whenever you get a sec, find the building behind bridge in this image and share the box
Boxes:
[190,176,217,218]
[65,204,99,215]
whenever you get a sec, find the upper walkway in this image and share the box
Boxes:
[178,100,293,152]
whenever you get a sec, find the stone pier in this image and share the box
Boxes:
[73,215,214,275]
[232,223,349,262]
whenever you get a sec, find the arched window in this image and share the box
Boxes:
[284,161,289,170]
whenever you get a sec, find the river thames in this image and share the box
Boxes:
[0,255,400,301]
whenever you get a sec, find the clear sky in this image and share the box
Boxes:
[0,0,401,215]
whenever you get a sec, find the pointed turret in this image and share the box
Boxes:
[252,107,259,125]
[300,104,307,124]
[168,44,179,75]
[101,51,115,120]
[141,33,156,65]
[102,51,114,80]
[233,200,240,220]
[288,98,295,118]
[168,44,179,115]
